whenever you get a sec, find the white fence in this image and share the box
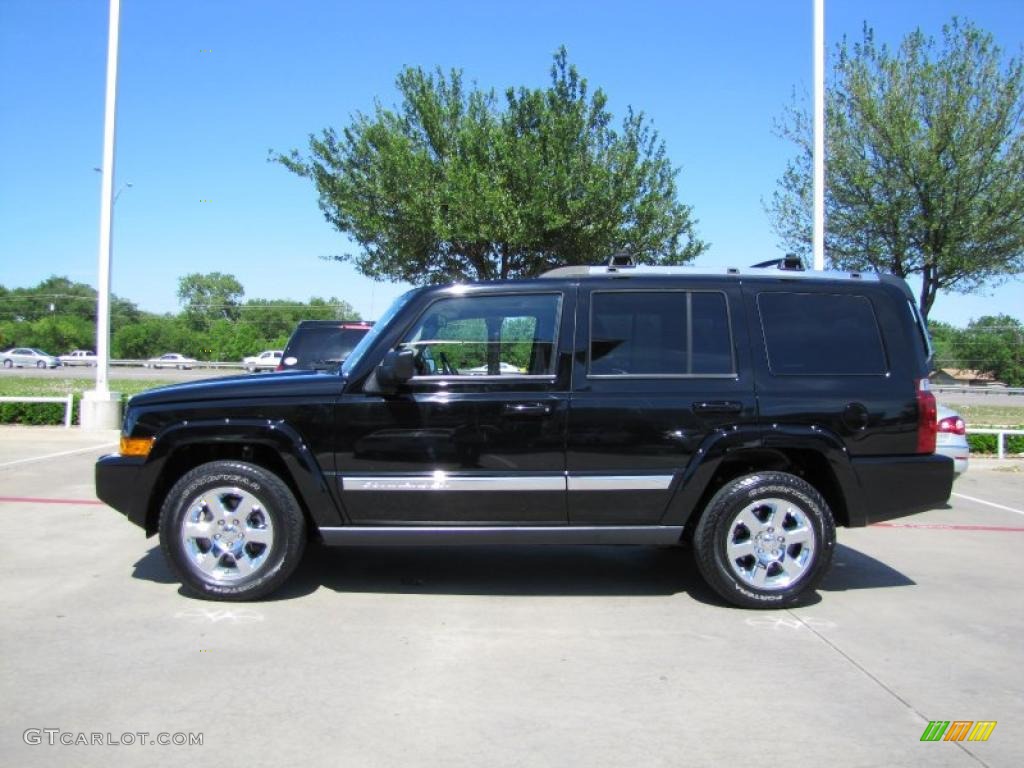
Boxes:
[0,394,75,428]
[967,427,1024,460]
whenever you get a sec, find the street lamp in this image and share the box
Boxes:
[81,0,122,431]
[93,168,132,204]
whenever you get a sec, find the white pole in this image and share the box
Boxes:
[812,0,825,270]
[95,0,121,396]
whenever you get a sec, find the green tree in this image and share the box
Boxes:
[768,19,1024,321]
[240,297,357,344]
[951,315,1024,386]
[274,47,707,284]
[112,316,189,360]
[177,272,245,330]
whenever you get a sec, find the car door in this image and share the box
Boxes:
[567,281,757,524]
[334,287,574,525]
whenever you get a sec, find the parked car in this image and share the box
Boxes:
[144,353,197,370]
[464,362,524,375]
[98,257,954,607]
[1,347,62,369]
[242,350,283,373]
[278,321,373,372]
[59,350,98,367]
[936,405,969,475]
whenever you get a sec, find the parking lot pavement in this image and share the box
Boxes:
[1,428,1021,768]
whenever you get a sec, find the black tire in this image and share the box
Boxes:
[3,359,12,368]
[694,472,835,609]
[36,360,45,368]
[158,460,306,601]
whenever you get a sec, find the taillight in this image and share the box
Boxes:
[937,415,966,436]
[275,363,284,371]
[916,378,937,453]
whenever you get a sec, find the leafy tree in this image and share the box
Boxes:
[0,276,140,335]
[950,315,1024,386]
[274,47,707,284]
[177,272,245,330]
[240,297,358,344]
[768,19,1024,321]
[112,316,189,360]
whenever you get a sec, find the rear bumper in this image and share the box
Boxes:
[96,454,149,531]
[852,454,954,525]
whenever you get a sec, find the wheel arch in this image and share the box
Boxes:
[141,420,341,536]
[668,426,866,537]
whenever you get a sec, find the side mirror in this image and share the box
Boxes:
[376,348,415,389]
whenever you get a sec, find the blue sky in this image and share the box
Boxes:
[1,0,1022,326]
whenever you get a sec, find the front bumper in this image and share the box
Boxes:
[852,453,955,525]
[96,454,149,531]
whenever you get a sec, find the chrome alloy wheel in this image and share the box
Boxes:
[725,497,816,591]
[179,486,275,582]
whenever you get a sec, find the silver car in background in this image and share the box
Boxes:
[936,405,969,476]
[1,348,62,368]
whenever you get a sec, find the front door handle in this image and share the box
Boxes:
[503,402,552,417]
[693,400,743,415]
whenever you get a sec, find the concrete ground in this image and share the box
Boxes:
[0,426,1021,768]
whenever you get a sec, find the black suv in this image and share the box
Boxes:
[97,261,952,608]
[277,320,373,371]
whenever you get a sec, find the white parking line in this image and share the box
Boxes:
[0,443,116,469]
[952,492,1024,517]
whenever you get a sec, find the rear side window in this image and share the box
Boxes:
[758,292,887,375]
[589,291,734,377]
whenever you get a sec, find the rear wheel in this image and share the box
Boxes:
[159,461,306,600]
[694,472,835,609]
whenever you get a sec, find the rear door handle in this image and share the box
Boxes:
[503,403,552,417]
[693,401,743,415]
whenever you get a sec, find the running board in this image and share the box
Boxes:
[318,525,684,547]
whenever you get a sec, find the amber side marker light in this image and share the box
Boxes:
[120,437,155,457]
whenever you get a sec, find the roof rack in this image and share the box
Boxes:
[750,253,805,271]
[539,261,876,282]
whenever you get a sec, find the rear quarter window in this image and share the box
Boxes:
[758,292,888,376]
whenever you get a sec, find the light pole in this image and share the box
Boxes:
[812,0,825,271]
[81,0,122,431]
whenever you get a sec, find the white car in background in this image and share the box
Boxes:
[145,353,197,370]
[59,350,98,366]
[242,350,283,372]
[936,405,969,476]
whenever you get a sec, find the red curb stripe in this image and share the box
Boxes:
[871,522,1024,532]
[0,496,105,506]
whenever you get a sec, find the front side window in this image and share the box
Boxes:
[589,291,734,377]
[400,293,561,377]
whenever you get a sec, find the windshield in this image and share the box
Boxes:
[342,289,419,375]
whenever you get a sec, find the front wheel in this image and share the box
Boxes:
[694,472,835,609]
[36,360,45,368]
[159,461,307,600]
